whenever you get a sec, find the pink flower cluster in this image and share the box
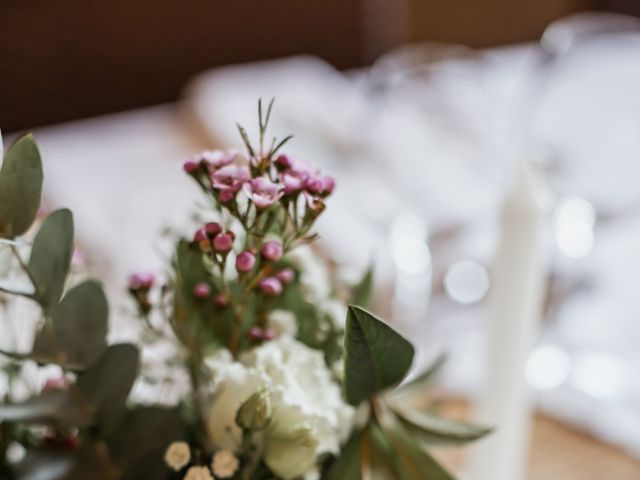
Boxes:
[183,150,335,210]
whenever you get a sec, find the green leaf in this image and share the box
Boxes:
[325,429,363,480]
[0,389,94,427]
[352,264,374,308]
[107,407,184,480]
[343,306,414,406]
[383,421,454,480]
[393,353,446,398]
[31,280,109,370]
[28,209,74,306]
[76,344,139,435]
[0,135,43,238]
[391,406,492,447]
[368,422,409,480]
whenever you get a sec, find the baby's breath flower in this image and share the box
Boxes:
[184,465,214,480]
[164,441,190,471]
[211,449,239,478]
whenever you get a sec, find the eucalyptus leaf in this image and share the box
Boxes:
[391,406,492,447]
[31,280,109,370]
[0,388,94,427]
[343,306,414,406]
[76,344,139,435]
[107,407,184,480]
[383,421,454,480]
[28,209,74,306]
[0,135,43,238]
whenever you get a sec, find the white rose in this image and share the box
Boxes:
[267,309,297,338]
[264,424,317,480]
[206,352,266,451]
[164,441,190,471]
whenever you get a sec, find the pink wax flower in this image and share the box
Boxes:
[261,240,283,262]
[213,232,234,252]
[281,170,305,194]
[200,150,236,169]
[129,272,155,290]
[211,165,250,192]
[258,276,283,296]
[236,251,256,273]
[243,177,283,209]
[193,282,211,299]
[276,268,295,284]
[205,222,222,237]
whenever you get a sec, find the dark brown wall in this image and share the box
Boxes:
[1,1,362,132]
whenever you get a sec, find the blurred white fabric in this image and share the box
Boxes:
[13,12,640,459]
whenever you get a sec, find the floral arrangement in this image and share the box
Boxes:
[0,101,489,480]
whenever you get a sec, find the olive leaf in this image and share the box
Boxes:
[343,306,414,406]
[0,135,43,238]
[28,209,74,306]
[31,280,109,370]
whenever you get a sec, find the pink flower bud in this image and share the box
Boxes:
[193,282,211,299]
[276,268,295,284]
[281,171,305,194]
[236,251,256,273]
[321,176,336,194]
[262,329,276,341]
[194,228,208,243]
[258,276,282,296]
[213,294,229,307]
[201,150,236,169]
[247,326,264,340]
[129,272,155,290]
[274,154,292,169]
[304,174,324,194]
[213,233,234,252]
[218,190,236,203]
[261,241,283,262]
[205,222,222,237]
[43,377,69,392]
[183,160,200,173]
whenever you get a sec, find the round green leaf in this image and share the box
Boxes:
[31,280,109,370]
[0,134,43,238]
[28,209,74,306]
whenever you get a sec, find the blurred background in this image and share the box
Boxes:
[3,1,640,479]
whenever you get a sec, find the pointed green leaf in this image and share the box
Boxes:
[391,406,492,447]
[325,429,363,480]
[77,344,139,435]
[31,280,109,370]
[383,421,454,480]
[0,135,43,238]
[343,306,414,406]
[368,422,410,480]
[393,353,446,398]
[28,209,74,306]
